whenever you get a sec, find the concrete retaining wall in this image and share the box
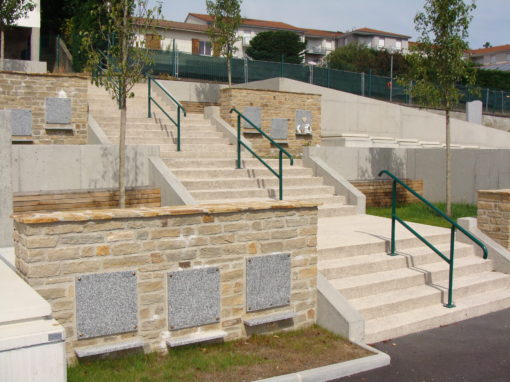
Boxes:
[159,79,225,103]
[305,146,510,204]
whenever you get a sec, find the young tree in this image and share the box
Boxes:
[404,0,476,216]
[245,31,305,64]
[206,0,242,86]
[0,0,35,70]
[85,0,160,207]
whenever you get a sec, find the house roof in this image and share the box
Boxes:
[302,28,343,39]
[149,19,208,33]
[340,27,411,39]
[467,44,510,56]
[188,13,303,32]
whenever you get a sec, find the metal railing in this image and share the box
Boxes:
[230,108,294,200]
[379,170,488,308]
[148,77,187,151]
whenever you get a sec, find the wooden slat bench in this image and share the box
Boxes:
[13,187,161,213]
[350,179,424,207]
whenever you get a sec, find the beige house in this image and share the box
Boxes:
[336,28,410,53]
[466,44,510,71]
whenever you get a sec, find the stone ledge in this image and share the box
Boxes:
[74,339,144,358]
[166,330,227,347]
[12,201,320,225]
[244,311,296,327]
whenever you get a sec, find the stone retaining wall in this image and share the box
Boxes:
[13,202,318,362]
[220,88,321,157]
[0,72,88,144]
[477,189,510,249]
[351,179,424,207]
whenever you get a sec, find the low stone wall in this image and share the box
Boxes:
[13,202,318,362]
[220,88,321,157]
[477,189,510,249]
[351,179,424,207]
[0,71,88,144]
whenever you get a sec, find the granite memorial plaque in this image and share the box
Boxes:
[246,253,291,312]
[295,110,312,135]
[76,271,138,339]
[168,267,221,330]
[271,118,288,140]
[46,98,72,124]
[242,106,261,129]
[10,109,32,136]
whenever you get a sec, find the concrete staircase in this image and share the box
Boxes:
[318,215,510,344]
[87,83,356,217]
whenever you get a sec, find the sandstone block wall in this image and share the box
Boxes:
[220,88,321,157]
[351,179,424,207]
[477,189,510,249]
[13,202,318,362]
[0,72,88,144]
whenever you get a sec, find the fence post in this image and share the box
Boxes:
[361,72,365,96]
[502,91,505,114]
[244,57,248,83]
[485,88,489,113]
[327,66,331,88]
[368,69,372,97]
[309,65,313,84]
[280,55,284,78]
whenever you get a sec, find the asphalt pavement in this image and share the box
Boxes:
[334,308,510,382]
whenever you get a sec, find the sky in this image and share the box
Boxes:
[158,0,510,49]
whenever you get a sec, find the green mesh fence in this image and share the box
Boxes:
[149,50,510,115]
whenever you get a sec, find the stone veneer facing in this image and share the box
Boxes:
[477,189,510,250]
[13,201,318,363]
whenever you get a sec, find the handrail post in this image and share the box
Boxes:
[236,114,241,169]
[177,107,181,152]
[279,150,283,200]
[147,77,152,118]
[445,226,456,308]
[390,179,397,256]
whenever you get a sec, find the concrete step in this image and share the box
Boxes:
[171,167,314,178]
[181,176,325,190]
[112,136,229,145]
[318,204,357,218]
[330,255,493,299]
[191,185,336,201]
[319,242,475,280]
[163,158,300,169]
[201,194,347,206]
[353,271,510,321]
[364,286,510,343]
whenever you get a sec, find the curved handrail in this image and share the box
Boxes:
[230,108,293,165]
[379,169,488,259]
[148,76,186,151]
[229,108,294,200]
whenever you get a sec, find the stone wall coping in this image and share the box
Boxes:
[478,189,510,201]
[12,201,320,224]
[221,87,320,98]
[0,70,89,80]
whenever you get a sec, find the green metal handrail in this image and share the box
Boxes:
[379,169,488,308]
[147,77,187,151]
[230,108,294,200]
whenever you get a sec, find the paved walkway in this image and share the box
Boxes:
[335,308,510,382]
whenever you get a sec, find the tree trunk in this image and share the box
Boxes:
[119,103,127,208]
[227,55,232,87]
[1,29,5,71]
[445,109,452,216]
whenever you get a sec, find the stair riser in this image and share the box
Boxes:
[318,206,357,218]
[339,260,493,299]
[164,159,302,169]
[192,186,335,201]
[318,233,452,261]
[172,168,314,178]
[103,129,224,138]
[182,177,324,190]
[320,247,475,279]
[359,276,510,321]
[364,295,510,344]
[118,137,229,145]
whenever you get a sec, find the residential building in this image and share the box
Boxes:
[336,28,410,52]
[466,44,510,71]
[302,28,343,65]
[2,0,46,72]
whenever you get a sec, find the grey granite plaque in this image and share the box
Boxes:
[296,110,312,135]
[76,271,138,339]
[271,118,288,140]
[46,98,72,124]
[10,109,32,136]
[242,106,261,129]
[246,253,291,312]
[168,267,220,330]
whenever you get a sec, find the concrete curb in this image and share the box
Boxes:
[256,342,390,382]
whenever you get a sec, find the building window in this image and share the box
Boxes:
[378,38,385,48]
[490,55,496,64]
[199,41,212,56]
[396,40,402,50]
